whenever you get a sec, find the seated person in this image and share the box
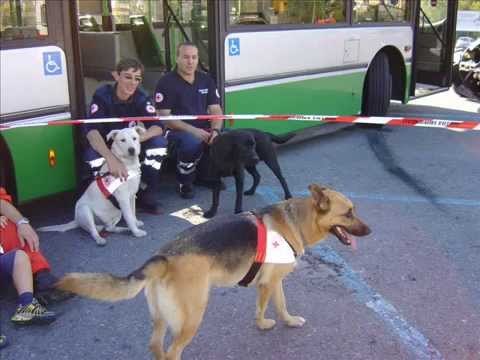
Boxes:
[0,187,68,324]
[83,58,167,214]
[154,42,223,199]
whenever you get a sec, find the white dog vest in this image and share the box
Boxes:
[95,171,139,198]
[238,215,296,287]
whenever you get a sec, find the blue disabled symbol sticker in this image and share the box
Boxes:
[228,38,240,56]
[43,52,62,76]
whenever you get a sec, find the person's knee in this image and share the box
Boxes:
[178,137,203,158]
[13,250,30,268]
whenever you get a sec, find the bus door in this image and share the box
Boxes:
[76,0,222,103]
[411,0,457,95]
[161,0,223,92]
[76,0,166,100]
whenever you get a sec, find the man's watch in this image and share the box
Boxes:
[16,217,30,226]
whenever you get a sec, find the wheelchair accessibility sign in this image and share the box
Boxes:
[43,52,62,76]
[228,38,240,56]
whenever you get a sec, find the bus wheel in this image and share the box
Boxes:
[362,52,392,117]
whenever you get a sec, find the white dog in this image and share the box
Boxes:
[39,127,147,246]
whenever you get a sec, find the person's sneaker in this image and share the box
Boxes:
[177,183,195,199]
[11,298,56,325]
[35,288,76,306]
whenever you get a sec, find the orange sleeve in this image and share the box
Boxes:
[0,187,12,203]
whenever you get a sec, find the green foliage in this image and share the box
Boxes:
[459,0,480,11]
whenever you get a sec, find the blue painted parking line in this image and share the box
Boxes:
[255,186,444,360]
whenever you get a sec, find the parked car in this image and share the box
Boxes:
[453,38,480,101]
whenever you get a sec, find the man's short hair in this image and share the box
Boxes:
[176,42,198,56]
[115,58,144,76]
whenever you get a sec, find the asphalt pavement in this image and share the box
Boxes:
[1,89,479,360]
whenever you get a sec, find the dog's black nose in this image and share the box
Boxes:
[128,147,135,156]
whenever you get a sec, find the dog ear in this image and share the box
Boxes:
[134,125,146,135]
[106,129,120,142]
[308,184,330,212]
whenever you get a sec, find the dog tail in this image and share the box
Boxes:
[268,132,296,144]
[37,220,78,232]
[56,255,168,302]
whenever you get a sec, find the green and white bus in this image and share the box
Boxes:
[0,0,458,203]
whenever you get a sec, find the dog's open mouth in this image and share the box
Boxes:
[331,225,357,250]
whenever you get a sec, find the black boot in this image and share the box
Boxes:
[137,166,162,214]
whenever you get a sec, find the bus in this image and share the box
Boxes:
[0,0,458,204]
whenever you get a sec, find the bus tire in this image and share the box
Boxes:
[362,52,392,116]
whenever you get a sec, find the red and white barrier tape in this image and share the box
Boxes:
[0,114,479,131]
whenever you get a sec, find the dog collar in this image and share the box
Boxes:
[238,215,296,287]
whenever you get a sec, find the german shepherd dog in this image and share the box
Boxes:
[204,128,294,218]
[57,184,370,360]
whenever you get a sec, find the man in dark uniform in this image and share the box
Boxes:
[82,58,167,213]
[154,42,223,199]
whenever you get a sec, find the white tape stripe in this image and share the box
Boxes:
[2,112,71,127]
[146,148,167,157]
[88,158,105,168]
[143,158,162,170]
[178,161,195,169]
[2,114,479,132]
[353,117,390,124]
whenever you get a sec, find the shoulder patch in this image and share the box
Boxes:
[90,103,99,114]
[155,92,164,103]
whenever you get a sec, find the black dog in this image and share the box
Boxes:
[203,129,294,218]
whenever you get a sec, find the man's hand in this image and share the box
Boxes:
[193,127,212,143]
[17,223,40,252]
[106,155,129,180]
[208,130,220,144]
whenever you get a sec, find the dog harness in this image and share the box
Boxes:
[95,171,139,209]
[238,215,297,287]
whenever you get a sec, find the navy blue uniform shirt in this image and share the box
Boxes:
[83,84,163,137]
[154,71,221,129]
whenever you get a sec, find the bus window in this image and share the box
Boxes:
[353,0,410,24]
[228,0,346,26]
[0,0,47,40]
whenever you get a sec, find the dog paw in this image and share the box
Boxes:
[133,229,147,237]
[136,220,144,227]
[256,318,276,330]
[95,237,107,246]
[285,316,306,328]
[203,210,216,218]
